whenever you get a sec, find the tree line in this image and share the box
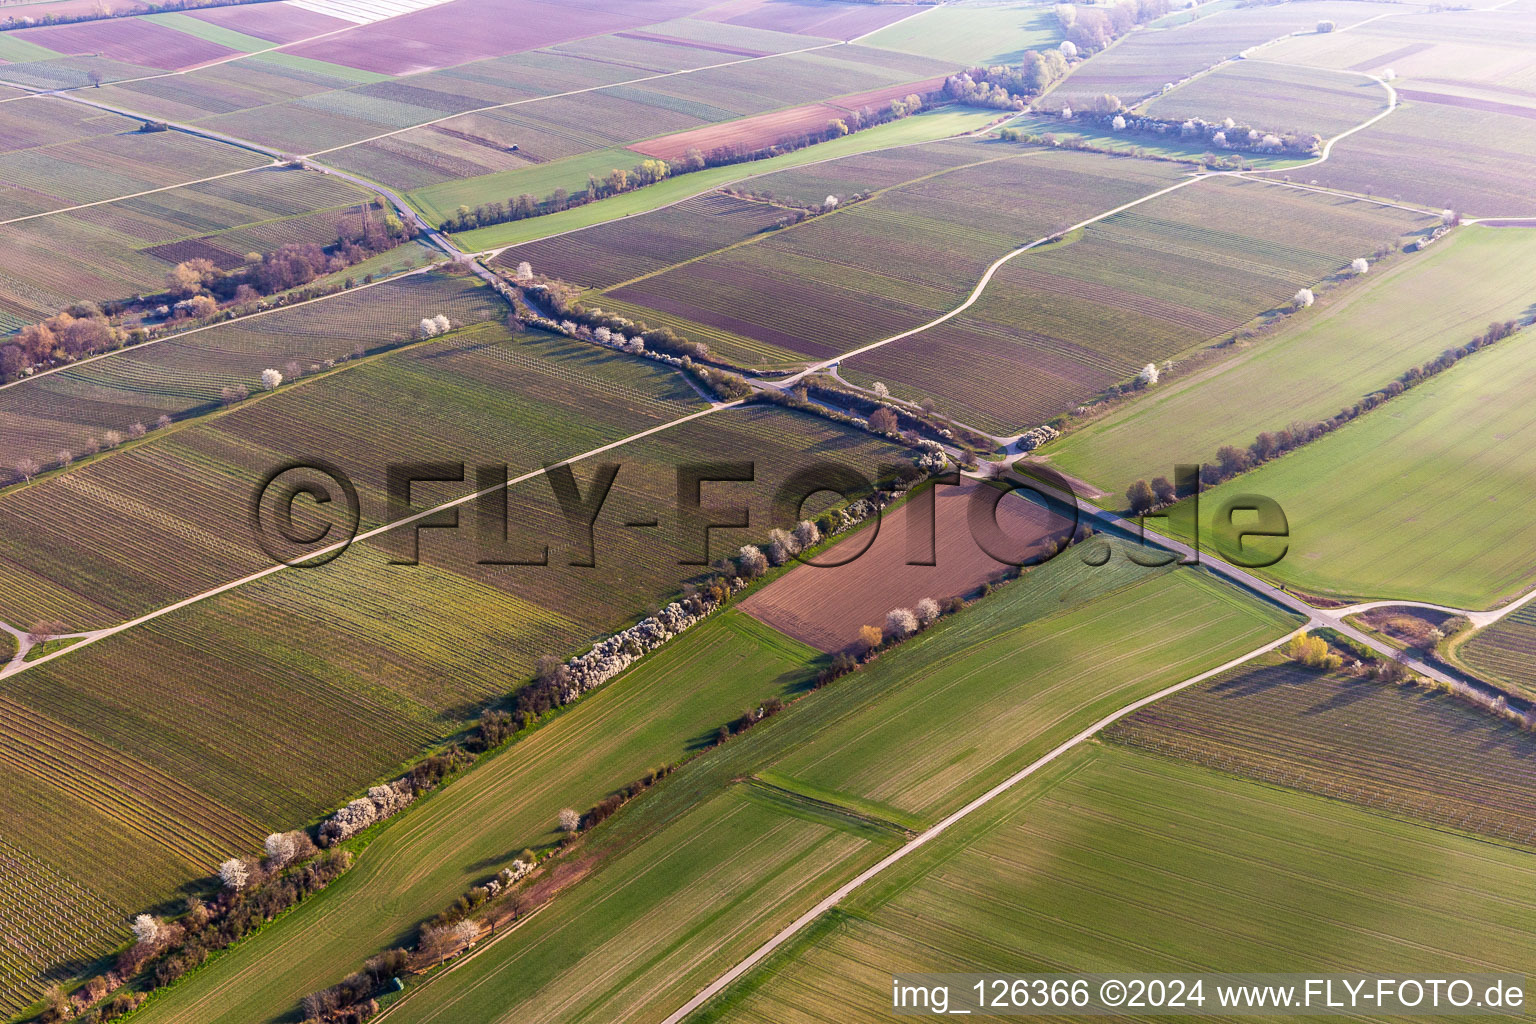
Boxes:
[1124,318,1524,514]
[0,207,416,387]
[439,92,937,234]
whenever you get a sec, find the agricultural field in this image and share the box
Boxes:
[627,78,947,163]
[187,2,355,44]
[492,192,791,290]
[132,607,835,1024]
[1288,97,1536,217]
[389,786,898,1024]
[0,112,267,221]
[12,16,244,71]
[1107,656,1536,844]
[0,165,380,327]
[1041,1,1405,109]
[1145,59,1389,138]
[860,1,1062,66]
[1260,9,1536,103]
[51,610,824,1024]
[0,271,499,476]
[839,174,1429,433]
[2,395,911,1013]
[279,0,717,76]
[697,0,929,41]
[760,565,1296,823]
[1047,225,1536,500]
[597,144,1189,369]
[697,744,1536,1023]
[738,478,1077,652]
[449,106,1006,251]
[360,553,1296,1024]
[0,315,724,628]
[1174,324,1536,609]
[1459,607,1536,699]
[397,46,958,214]
[7,0,1536,1016]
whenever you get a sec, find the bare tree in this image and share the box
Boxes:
[14,457,39,482]
[867,407,899,434]
[27,620,67,645]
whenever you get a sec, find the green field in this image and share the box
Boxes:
[695,743,1536,1022]
[363,550,1296,1024]
[1170,325,1536,609]
[389,787,897,1024]
[447,106,1008,251]
[1047,226,1536,499]
[762,566,1295,821]
[1107,656,1536,842]
[860,2,1062,66]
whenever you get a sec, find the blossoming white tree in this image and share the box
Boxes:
[219,857,249,891]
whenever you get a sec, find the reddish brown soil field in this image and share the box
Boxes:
[188,2,352,43]
[15,17,240,69]
[631,77,946,161]
[739,479,1076,652]
[283,0,708,75]
[701,0,927,41]
[631,101,847,161]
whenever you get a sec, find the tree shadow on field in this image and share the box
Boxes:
[1300,676,1379,715]
[1208,663,1305,698]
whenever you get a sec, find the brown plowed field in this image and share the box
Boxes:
[739,478,1076,652]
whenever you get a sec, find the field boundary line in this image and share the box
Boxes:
[777,169,1216,384]
[472,109,1015,259]
[0,263,437,394]
[0,399,737,679]
[298,41,846,159]
[588,148,1047,295]
[0,162,273,228]
[657,628,1305,1024]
